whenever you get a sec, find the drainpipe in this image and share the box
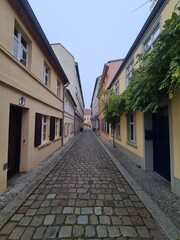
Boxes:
[62,82,69,146]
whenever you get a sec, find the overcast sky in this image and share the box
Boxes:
[28,0,152,108]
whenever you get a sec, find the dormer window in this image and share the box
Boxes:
[13,27,28,66]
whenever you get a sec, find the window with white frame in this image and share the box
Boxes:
[114,80,119,93]
[144,24,160,52]
[115,118,121,139]
[43,64,49,86]
[56,79,60,97]
[126,60,134,86]
[41,115,48,143]
[13,27,28,66]
[127,113,136,143]
[55,118,59,138]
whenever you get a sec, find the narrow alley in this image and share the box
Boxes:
[0,129,167,239]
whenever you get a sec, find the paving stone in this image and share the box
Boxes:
[107,226,121,237]
[21,227,35,240]
[63,207,74,214]
[55,214,65,224]
[97,225,108,238]
[136,226,151,238]
[90,214,99,225]
[0,222,17,235]
[44,226,59,239]
[120,226,137,237]
[46,194,56,199]
[104,207,113,215]
[50,199,61,206]
[85,225,96,237]
[115,208,128,216]
[81,207,93,214]
[44,215,55,225]
[94,207,102,215]
[9,227,25,239]
[99,216,111,225]
[36,207,51,215]
[11,214,24,221]
[33,226,46,239]
[77,215,88,225]
[30,215,44,226]
[73,225,84,237]
[58,226,72,238]
[111,216,123,225]
[51,206,62,214]
[65,215,77,224]
[18,216,32,226]
[26,209,37,216]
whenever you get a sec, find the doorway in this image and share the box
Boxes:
[8,105,22,178]
[153,107,170,181]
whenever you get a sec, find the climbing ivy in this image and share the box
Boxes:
[103,2,180,122]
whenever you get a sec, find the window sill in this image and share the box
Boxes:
[38,141,51,149]
[126,140,137,148]
[53,137,61,142]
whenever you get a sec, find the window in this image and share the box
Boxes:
[144,24,160,52]
[42,116,48,143]
[115,119,121,139]
[13,27,28,66]
[34,113,49,147]
[43,64,49,86]
[114,80,119,94]
[126,61,134,86]
[55,118,59,137]
[56,80,60,97]
[127,114,136,143]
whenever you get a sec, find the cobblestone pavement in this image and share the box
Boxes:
[98,133,180,234]
[0,129,168,239]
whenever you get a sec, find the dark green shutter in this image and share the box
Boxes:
[60,118,63,137]
[50,116,55,141]
[34,113,42,147]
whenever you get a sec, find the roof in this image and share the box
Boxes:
[8,0,69,85]
[109,0,167,88]
[65,89,77,107]
[84,109,91,115]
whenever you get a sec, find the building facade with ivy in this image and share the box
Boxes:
[108,0,180,196]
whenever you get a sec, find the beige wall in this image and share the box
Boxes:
[0,0,65,192]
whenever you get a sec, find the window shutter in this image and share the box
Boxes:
[50,116,55,141]
[59,118,63,137]
[34,113,42,147]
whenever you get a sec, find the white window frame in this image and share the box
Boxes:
[41,115,48,143]
[115,118,121,139]
[13,26,28,66]
[43,64,49,86]
[144,24,160,52]
[126,60,134,87]
[55,118,59,138]
[127,113,136,144]
[56,79,60,97]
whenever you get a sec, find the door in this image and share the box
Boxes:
[153,107,170,181]
[8,105,22,178]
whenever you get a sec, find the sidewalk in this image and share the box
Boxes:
[0,129,179,239]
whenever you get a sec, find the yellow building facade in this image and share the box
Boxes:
[110,0,180,196]
[0,0,68,192]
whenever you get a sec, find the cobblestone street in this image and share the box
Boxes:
[0,129,167,239]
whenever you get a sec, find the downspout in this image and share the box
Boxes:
[62,82,70,146]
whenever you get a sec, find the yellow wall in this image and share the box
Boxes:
[171,92,180,179]
[114,111,144,158]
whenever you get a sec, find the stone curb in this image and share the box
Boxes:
[0,133,82,230]
[94,132,180,240]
